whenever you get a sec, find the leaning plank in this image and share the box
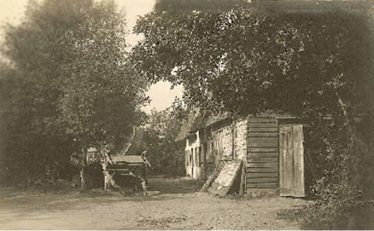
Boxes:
[207,160,242,196]
[200,161,225,192]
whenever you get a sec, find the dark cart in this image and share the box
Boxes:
[105,154,150,193]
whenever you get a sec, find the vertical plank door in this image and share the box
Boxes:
[214,130,224,165]
[279,125,305,197]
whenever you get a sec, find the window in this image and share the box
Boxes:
[198,146,202,167]
[185,151,189,166]
[190,149,194,166]
[195,148,199,167]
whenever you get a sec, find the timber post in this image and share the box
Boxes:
[80,151,88,190]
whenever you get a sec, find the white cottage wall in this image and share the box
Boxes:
[185,130,204,179]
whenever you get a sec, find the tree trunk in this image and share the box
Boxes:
[100,149,126,196]
[80,168,86,190]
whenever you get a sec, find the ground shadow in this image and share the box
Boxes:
[277,201,374,230]
[333,203,374,230]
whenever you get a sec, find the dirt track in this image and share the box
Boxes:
[0,178,307,229]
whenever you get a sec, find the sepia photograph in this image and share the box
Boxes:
[0,0,373,230]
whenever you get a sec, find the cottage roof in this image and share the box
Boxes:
[175,111,231,141]
[175,111,201,141]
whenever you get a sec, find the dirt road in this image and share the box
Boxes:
[0,178,307,229]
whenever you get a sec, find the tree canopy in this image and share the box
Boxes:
[133,5,373,118]
[0,0,148,185]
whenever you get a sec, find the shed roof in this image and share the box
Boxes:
[119,127,146,156]
[111,155,145,164]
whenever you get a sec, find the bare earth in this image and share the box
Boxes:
[0,178,307,230]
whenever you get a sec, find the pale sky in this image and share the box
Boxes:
[0,0,183,113]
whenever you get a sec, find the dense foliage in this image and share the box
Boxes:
[0,0,148,186]
[133,4,374,228]
[134,8,373,115]
[144,104,186,177]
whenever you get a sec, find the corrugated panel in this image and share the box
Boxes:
[207,160,242,196]
[246,117,279,192]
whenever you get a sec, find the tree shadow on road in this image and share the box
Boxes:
[0,177,202,216]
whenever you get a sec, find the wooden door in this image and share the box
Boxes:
[214,130,224,165]
[279,125,305,197]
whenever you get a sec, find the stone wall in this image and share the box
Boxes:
[208,119,247,161]
[234,119,248,160]
[221,126,233,159]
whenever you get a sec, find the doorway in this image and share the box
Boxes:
[279,124,305,197]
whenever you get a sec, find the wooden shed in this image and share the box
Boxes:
[181,113,305,197]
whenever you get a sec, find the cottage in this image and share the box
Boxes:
[180,112,305,197]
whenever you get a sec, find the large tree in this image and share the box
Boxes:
[0,0,148,186]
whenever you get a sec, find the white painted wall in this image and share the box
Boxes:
[185,130,203,179]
